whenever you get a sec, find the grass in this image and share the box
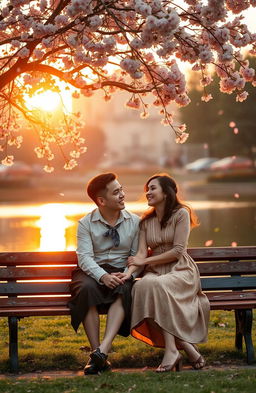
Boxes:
[0,310,255,373]
[0,310,255,393]
[0,370,256,393]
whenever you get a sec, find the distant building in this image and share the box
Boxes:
[75,91,181,169]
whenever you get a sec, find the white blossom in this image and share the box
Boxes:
[18,47,30,58]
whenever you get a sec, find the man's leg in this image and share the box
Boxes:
[83,306,100,350]
[99,295,125,355]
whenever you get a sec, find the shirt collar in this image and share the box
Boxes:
[91,208,130,224]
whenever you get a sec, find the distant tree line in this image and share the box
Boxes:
[180,57,256,161]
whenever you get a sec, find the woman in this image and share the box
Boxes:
[126,174,210,372]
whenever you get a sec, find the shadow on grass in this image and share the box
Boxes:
[0,348,250,374]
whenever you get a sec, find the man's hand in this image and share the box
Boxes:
[100,273,124,288]
[112,272,132,282]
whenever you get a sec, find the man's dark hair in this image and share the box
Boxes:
[87,172,117,204]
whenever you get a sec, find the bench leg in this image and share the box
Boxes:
[235,310,243,351]
[244,310,254,364]
[8,316,19,373]
[235,309,255,364]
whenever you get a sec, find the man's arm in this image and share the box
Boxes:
[76,220,108,283]
[77,220,123,287]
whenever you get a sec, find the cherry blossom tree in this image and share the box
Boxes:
[1,0,256,171]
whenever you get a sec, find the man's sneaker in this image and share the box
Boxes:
[83,358,99,375]
[90,348,108,369]
[84,350,112,376]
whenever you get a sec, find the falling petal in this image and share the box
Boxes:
[229,121,236,128]
[231,242,238,247]
[205,240,213,247]
[233,128,239,134]
[234,193,240,199]
[204,143,208,149]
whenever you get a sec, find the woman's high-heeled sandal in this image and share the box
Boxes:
[189,344,206,369]
[190,354,206,370]
[155,353,183,373]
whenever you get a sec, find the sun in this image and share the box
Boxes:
[25,90,62,112]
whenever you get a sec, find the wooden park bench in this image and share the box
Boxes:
[0,246,256,373]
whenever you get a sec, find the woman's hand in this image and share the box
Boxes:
[127,256,146,267]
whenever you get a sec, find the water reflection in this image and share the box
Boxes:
[0,201,255,252]
[36,204,73,251]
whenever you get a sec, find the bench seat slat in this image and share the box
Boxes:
[1,299,256,317]
[209,300,256,310]
[206,291,256,301]
[0,282,70,295]
[0,266,75,280]
[0,307,70,317]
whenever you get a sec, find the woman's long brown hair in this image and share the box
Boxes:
[140,173,199,229]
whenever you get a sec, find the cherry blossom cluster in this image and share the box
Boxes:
[1,0,256,169]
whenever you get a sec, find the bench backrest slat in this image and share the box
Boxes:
[188,246,256,260]
[0,266,75,280]
[1,262,255,280]
[197,261,256,275]
[201,276,256,291]
[0,251,77,265]
[0,282,70,296]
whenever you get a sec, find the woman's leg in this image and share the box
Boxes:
[175,338,205,369]
[155,328,182,372]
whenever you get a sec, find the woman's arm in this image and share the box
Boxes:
[126,228,148,271]
[129,209,191,267]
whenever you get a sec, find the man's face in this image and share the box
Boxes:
[101,179,125,210]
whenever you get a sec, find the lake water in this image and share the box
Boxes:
[0,200,255,251]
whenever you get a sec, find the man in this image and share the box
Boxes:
[68,173,140,375]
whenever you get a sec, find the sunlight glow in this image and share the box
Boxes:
[26,90,61,112]
[24,82,73,114]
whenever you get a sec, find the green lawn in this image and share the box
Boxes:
[1,370,256,393]
[0,310,254,373]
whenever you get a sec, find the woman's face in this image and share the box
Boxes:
[146,178,166,207]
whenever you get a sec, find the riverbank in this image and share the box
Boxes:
[0,169,255,203]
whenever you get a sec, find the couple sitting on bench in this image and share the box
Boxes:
[68,172,210,375]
